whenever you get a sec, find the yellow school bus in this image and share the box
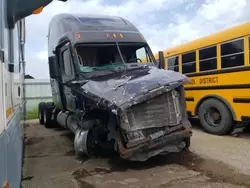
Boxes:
[154,21,250,135]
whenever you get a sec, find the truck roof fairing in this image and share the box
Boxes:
[48,13,147,57]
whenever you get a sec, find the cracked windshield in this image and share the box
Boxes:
[76,43,154,73]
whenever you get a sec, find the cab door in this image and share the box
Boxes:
[58,42,77,112]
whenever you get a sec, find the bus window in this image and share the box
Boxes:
[221,38,244,68]
[182,51,196,74]
[167,56,179,72]
[199,45,217,71]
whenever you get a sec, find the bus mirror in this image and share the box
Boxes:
[158,51,165,69]
[49,56,59,79]
[6,0,67,29]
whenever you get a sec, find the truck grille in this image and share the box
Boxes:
[121,90,182,133]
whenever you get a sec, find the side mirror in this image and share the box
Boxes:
[158,51,165,69]
[48,56,59,79]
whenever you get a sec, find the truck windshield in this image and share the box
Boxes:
[75,43,156,73]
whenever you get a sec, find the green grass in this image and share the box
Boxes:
[25,108,39,120]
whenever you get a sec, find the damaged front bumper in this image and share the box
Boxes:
[117,127,192,161]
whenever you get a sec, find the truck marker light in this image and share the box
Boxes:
[140,34,144,40]
[120,34,124,38]
[113,33,117,38]
[106,34,110,38]
[32,6,44,14]
[77,33,81,39]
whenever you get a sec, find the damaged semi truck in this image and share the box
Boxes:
[38,13,192,161]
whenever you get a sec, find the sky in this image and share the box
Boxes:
[25,0,250,79]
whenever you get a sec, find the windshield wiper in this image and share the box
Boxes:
[116,41,129,76]
[116,42,126,64]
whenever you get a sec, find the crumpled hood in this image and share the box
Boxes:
[76,66,188,112]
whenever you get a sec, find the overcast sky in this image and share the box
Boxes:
[24,0,250,79]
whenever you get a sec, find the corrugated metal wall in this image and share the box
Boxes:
[24,79,52,119]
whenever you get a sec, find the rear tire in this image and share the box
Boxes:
[198,98,235,135]
[38,102,46,125]
[52,108,61,128]
[44,103,55,129]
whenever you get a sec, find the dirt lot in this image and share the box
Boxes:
[22,120,250,188]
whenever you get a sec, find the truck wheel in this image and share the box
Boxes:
[46,102,55,106]
[38,102,46,125]
[198,98,234,135]
[52,108,61,128]
[44,103,54,128]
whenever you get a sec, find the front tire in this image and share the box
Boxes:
[198,98,235,135]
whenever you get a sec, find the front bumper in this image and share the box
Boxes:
[117,128,192,161]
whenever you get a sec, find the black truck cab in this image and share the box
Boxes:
[39,13,192,161]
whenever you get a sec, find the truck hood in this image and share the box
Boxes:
[72,66,189,114]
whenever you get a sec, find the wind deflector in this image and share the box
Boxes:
[76,16,128,26]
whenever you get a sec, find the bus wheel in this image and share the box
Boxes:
[38,102,46,125]
[198,98,234,135]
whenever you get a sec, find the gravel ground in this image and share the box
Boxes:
[22,120,250,188]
